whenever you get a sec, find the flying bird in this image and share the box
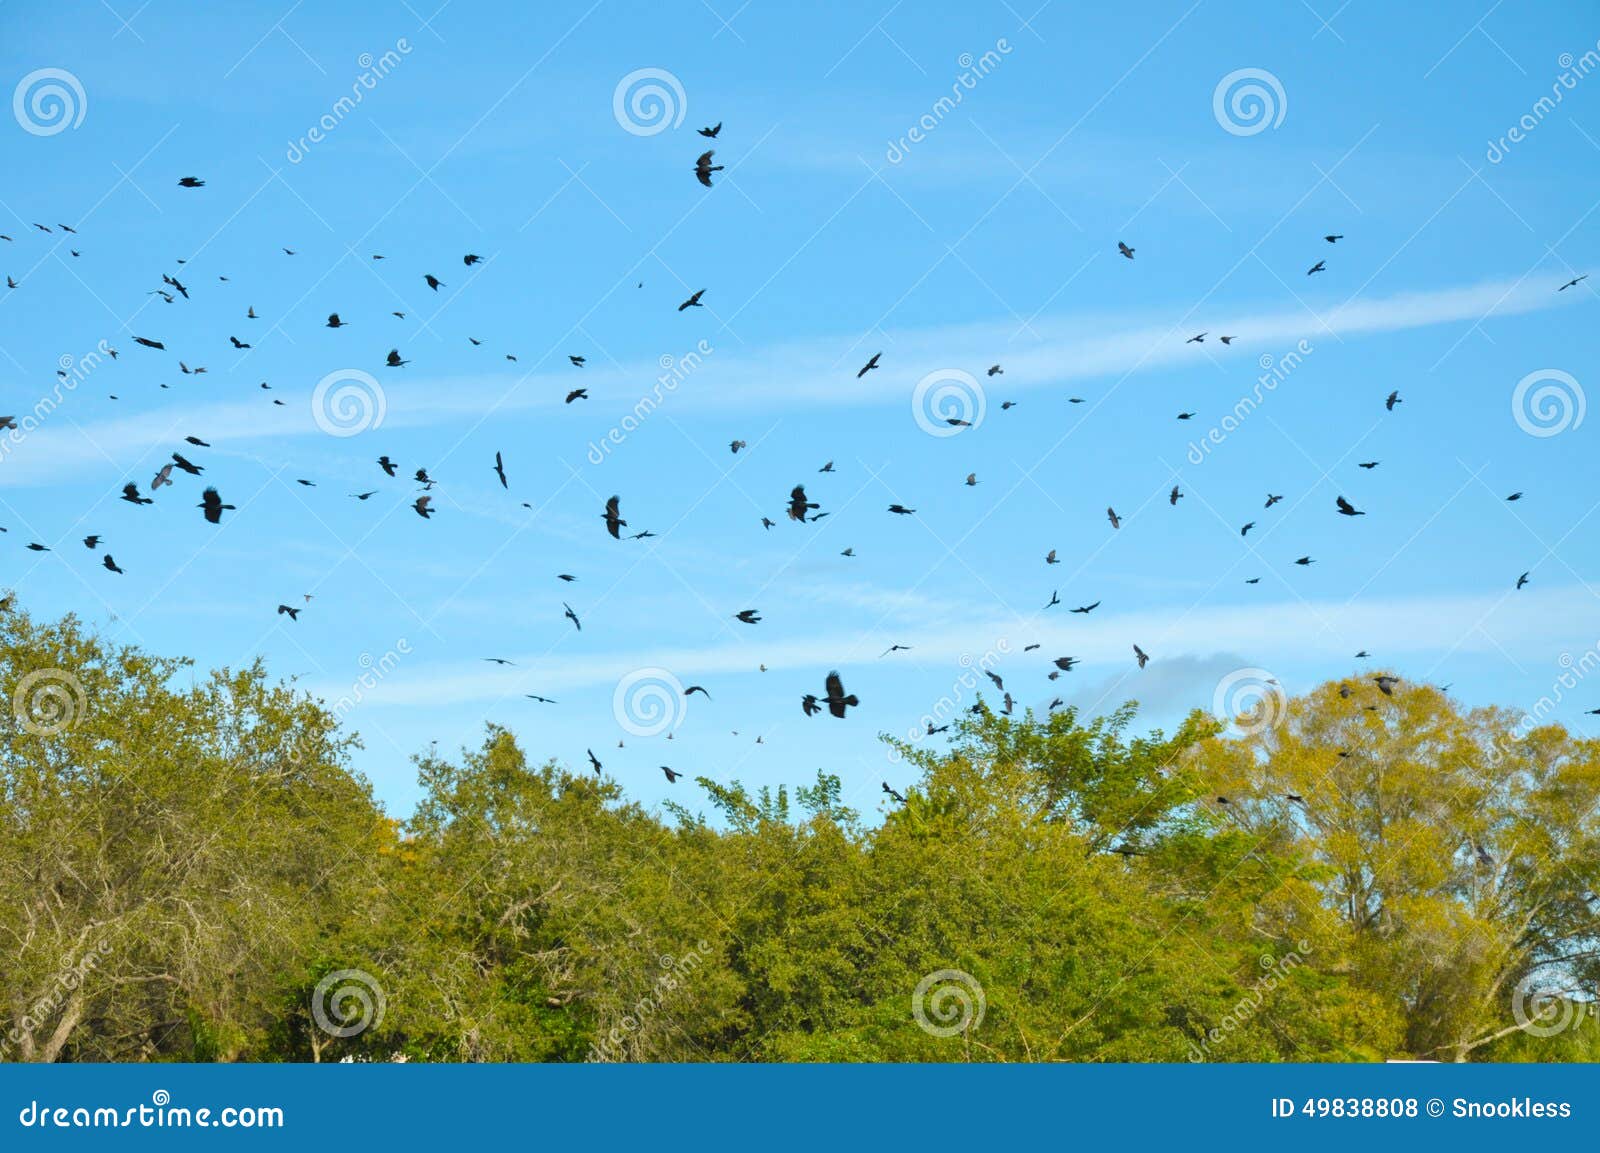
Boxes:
[197,487,234,524]
[857,353,881,378]
[492,452,507,489]
[1558,274,1587,291]
[821,671,859,718]
[698,122,721,138]
[694,150,723,186]
[603,495,626,538]
[177,177,205,188]
[787,485,818,522]
[1335,496,1364,517]
[1117,241,1134,259]
[1307,260,1326,275]
[735,609,762,624]
[678,289,705,310]
[277,604,300,621]
[102,554,123,574]
[1133,645,1149,669]
[563,602,582,631]
[1385,390,1401,411]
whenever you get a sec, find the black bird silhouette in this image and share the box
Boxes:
[25,543,49,552]
[463,253,482,266]
[857,352,881,378]
[735,609,761,624]
[413,495,434,519]
[102,554,123,574]
[133,336,165,350]
[822,671,859,718]
[587,749,602,774]
[819,461,835,472]
[882,782,906,804]
[1265,493,1284,508]
[1385,390,1401,411]
[1107,507,1121,529]
[801,694,821,716]
[1358,461,1380,470]
[197,487,234,524]
[1133,644,1150,668]
[569,355,585,366]
[1054,657,1078,671]
[83,535,101,548]
[1186,333,1206,344]
[684,685,712,699]
[1045,549,1059,565]
[563,602,581,631]
[699,122,722,138]
[1307,260,1326,275]
[1294,556,1314,566]
[566,389,588,404]
[1241,522,1255,536]
[1071,601,1100,614]
[603,495,626,538]
[787,485,818,522]
[493,452,507,489]
[386,349,408,367]
[414,468,434,488]
[678,289,705,310]
[177,176,205,188]
[377,455,397,477]
[1506,492,1523,501]
[424,274,444,291]
[184,436,209,447]
[1324,234,1342,243]
[326,313,346,328]
[1516,571,1530,590]
[171,452,203,475]
[120,483,153,506]
[661,766,683,783]
[887,504,915,515]
[1043,590,1060,609]
[1336,496,1364,517]
[351,491,377,500]
[1170,485,1183,505]
[277,604,300,620]
[1558,274,1587,291]
[1117,241,1134,259]
[526,695,557,704]
[694,150,723,186]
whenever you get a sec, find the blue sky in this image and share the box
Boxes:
[2,0,1599,816]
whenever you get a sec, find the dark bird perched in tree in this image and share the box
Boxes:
[277,604,300,620]
[603,495,626,538]
[1117,241,1134,259]
[121,483,153,506]
[822,671,859,718]
[734,609,761,624]
[694,150,723,186]
[1133,644,1150,668]
[563,602,581,631]
[102,554,123,574]
[492,452,507,489]
[787,485,818,523]
[678,289,705,310]
[197,488,234,524]
[857,352,881,378]
[412,495,434,519]
[882,782,906,804]
[1336,496,1364,517]
[699,122,721,138]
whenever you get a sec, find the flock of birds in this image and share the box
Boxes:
[2,118,1592,806]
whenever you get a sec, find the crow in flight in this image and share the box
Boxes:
[1558,274,1587,291]
[424,274,444,291]
[684,685,712,699]
[133,336,165,350]
[1133,644,1150,668]
[1117,241,1134,259]
[787,485,818,522]
[887,504,915,515]
[197,488,234,524]
[386,349,408,367]
[277,604,300,620]
[694,151,723,186]
[493,452,507,489]
[735,610,761,624]
[121,483,153,506]
[1374,675,1399,695]
[1324,234,1342,243]
[1071,601,1100,614]
[1045,549,1059,565]
[587,749,602,774]
[882,781,906,804]
[699,122,721,138]
[172,453,203,476]
[1265,494,1283,508]
[378,455,397,477]
[1385,390,1401,411]
[412,496,434,519]
[1336,496,1364,517]
[822,671,859,718]
[661,766,683,783]
[1307,260,1326,275]
[102,555,123,574]
[1107,507,1121,529]
[463,253,482,266]
[566,389,588,403]
[563,603,582,631]
[1516,572,1530,590]
[178,177,205,187]
[604,495,626,539]
[678,289,705,310]
[857,352,881,378]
